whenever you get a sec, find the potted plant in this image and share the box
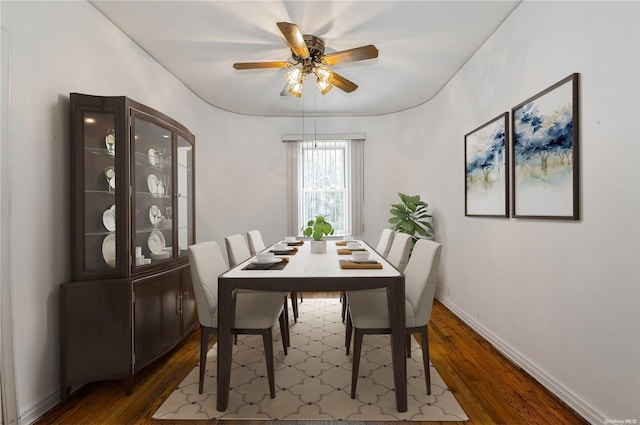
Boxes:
[302,215,334,254]
[388,192,434,253]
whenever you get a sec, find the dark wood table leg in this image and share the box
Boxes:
[387,276,407,412]
[217,279,235,411]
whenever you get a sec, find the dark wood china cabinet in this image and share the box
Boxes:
[60,93,196,402]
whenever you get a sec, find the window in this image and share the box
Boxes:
[285,135,364,237]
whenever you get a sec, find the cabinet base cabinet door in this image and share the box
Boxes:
[60,279,131,403]
[181,266,198,334]
[134,271,182,372]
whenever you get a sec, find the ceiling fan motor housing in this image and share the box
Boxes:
[293,35,325,62]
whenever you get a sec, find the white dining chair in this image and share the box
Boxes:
[225,234,252,267]
[246,230,301,322]
[188,241,288,397]
[345,238,442,398]
[376,228,395,257]
[247,230,266,256]
[385,231,412,272]
[340,229,399,322]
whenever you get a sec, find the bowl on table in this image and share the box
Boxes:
[256,252,276,263]
[346,241,361,250]
[352,251,371,262]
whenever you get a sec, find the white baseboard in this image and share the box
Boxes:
[18,389,59,425]
[436,295,604,425]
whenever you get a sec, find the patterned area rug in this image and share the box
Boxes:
[153,298,468,421]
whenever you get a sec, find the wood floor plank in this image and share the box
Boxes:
[36,293,588,425]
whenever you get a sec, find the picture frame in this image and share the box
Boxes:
[511,73,579,219]
[465,112,509,217]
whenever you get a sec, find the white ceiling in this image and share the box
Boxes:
[91,1,520,117]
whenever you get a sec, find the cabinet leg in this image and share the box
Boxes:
[60,385,71,404]
[124,374,133,395]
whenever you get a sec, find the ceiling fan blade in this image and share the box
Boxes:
[322,45,379,65]
[280,84,291,97]
[233,61,291,70]
[328,71,358,93]
[277,22,310,59]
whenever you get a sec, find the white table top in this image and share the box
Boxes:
[222,240,401,279]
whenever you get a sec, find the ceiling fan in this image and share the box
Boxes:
[233,22,378,97]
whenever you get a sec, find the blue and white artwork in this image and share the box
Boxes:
[512,74,579,219]
[465,113,508,217]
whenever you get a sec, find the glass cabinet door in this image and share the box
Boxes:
[176,135,194,257]
[82,111,118,272]
[132,113,174,270]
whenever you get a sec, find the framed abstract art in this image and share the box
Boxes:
[511,73,580,219]
[465,112,509,217]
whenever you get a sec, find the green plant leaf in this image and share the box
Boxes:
[402,221,415,233]
[303,227,312,237]
[322,222,332,234]
[415,226,429,237]
[388,216,401,224]
[312,229,323,240]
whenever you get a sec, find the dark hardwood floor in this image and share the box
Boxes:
[38,293,588,424]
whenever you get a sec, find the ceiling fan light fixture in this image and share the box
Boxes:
[288,81,303,98]
[285,66,303,86]
[316,78,333,95]
[313,65,331,83]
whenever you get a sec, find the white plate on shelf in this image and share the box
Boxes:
[105,130,115,155]
[148,205,161,226]
[157,180,165,196]
[251,257,282,265]
[101,234,116,268]
[148,148,158,166]
[109,175,116,190]
[147,174,159,195]
[148,230,166,254]
[150,251,170,260]
[102,204,116,231]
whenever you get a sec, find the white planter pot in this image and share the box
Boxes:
[310,240,327,254]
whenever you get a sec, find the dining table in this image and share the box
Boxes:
[217,239,407,412]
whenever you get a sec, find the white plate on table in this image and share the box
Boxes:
[148,230,166,254]
[102,204,116,231]
[251,257,282,265]
[101,234,116,268]
[271,246,295,253]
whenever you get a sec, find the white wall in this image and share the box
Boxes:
[417,2,639,423]
[2,0,638,424]
[0,1,223,422]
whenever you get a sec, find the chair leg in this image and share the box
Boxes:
[282,297,291,346]
[345,309,353,355]
[261,329,276,399]
[299,292,303,303]
[341,291,347,322]
[290,292,299,322]
[278,311,288,355]
[199,326,212,394]
[350,328,364,399]
[419,326,431,395]
[406,334,412,358]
